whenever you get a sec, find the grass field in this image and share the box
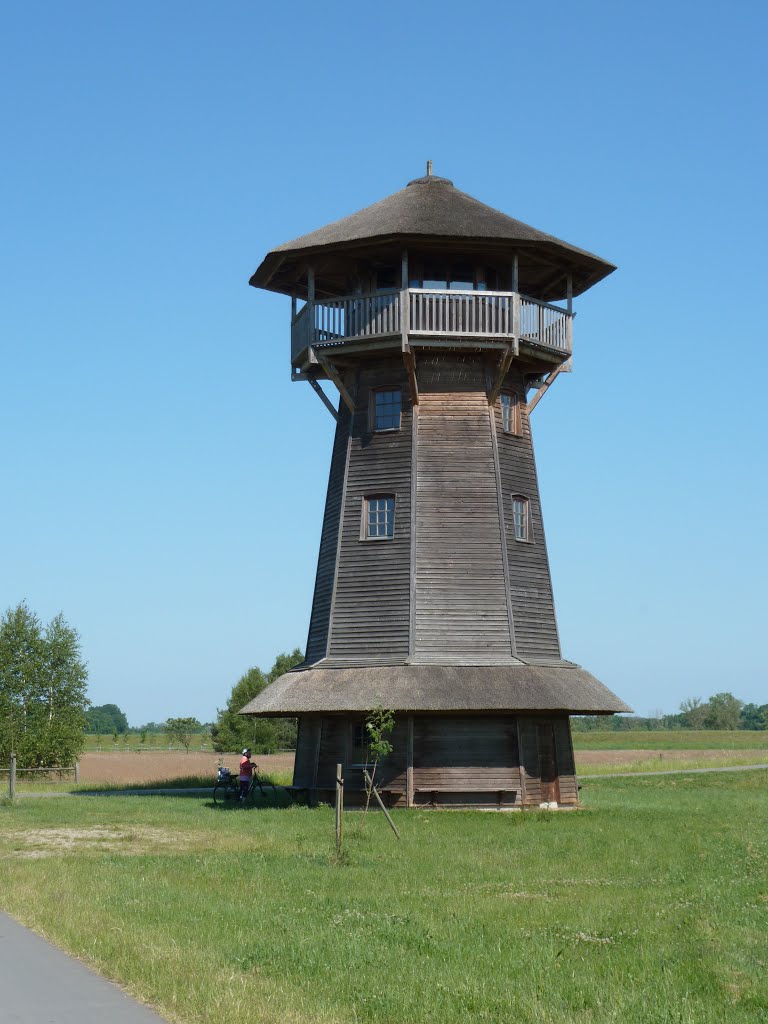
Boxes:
[6,742,768,794]
[572,729,768,750]
[1,771,767,1023]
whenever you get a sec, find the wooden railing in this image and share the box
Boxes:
[408,289,515,337]
[314,290,401,345]
[291,289,572,363]
[519,296,572,352]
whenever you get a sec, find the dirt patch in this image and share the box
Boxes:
[75,751,296,785]
[0,826,189,858]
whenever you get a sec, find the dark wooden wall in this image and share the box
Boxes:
[304,407,351,664]
[327,361,413,660]
[495,366,561,660]
[303,354,562,664]
[414,358,513,661]
[412,716,521,798]
[293,713,578,808]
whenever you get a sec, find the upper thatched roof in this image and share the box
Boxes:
[250,174,616,302]
[239,663,632,717]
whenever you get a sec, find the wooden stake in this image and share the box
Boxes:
[335,763,344,853]
[9,753,16,799]
[363,769,400,839]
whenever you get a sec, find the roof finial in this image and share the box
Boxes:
[426,159,433,177]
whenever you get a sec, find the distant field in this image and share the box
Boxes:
[83,734,214,752]
[11,752,296,792]
[1,771,766,1023]
[572,729,768,750]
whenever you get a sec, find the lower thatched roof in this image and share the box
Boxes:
[239,663,631,717]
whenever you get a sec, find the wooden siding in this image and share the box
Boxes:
[304,408,351,664]
[414,358,513,660]
[495,368,561,660]
[328,360,412,658]
[316,717,348,788]
[517,715,576,805]
[554,716,578,805]
[412,715,521,804]
[303,713,575,807]
[293,716,321,788]
[517,717,542,805]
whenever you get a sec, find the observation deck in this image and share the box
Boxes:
[291,287,573,376]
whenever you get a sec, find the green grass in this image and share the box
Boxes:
[1,772,767,1023]
[573,729,768,750]
[580,753,768,775]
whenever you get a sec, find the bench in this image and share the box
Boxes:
[415,787,518,807]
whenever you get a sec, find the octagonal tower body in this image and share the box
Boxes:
[244,172,630,808]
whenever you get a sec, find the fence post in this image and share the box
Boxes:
[75,761,80,784]
[9,754,16,799]
[335,763,344,854]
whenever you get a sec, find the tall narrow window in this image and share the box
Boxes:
[363,496,396,540]
[512,495,531,542]
[371,388,402,431]
[500,391,520,434]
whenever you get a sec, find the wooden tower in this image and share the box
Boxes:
[244,169,630,808]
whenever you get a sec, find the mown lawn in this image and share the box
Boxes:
[1,772,766,1024]
[573,729,768,750]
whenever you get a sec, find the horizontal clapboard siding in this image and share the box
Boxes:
[415,359,512,660]
[328,361,412,658]
[554,716,578,804]
[304,407,350,665]
[496,369,561,660]
[517,717,542,805]
[299,713,575,807]
[412,716,521,792]
[293,716,320,788]
[315,717,348,788]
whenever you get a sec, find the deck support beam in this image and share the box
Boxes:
[313,349,355,414]
[487,340,518,407]
[527,368,562,415]
[403,345,419,406]
[308,378,338,421]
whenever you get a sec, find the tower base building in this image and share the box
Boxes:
[244,172,630,807]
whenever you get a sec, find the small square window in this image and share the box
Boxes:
[363,496,395,540]
[512,496,531,543]
[372,389,402,431]
[500,392,520,434]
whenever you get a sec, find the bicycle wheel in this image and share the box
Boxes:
[213,782,238,806]
[253,775,276,801]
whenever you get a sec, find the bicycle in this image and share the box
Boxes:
[212,766,275,806]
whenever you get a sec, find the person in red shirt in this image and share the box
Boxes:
[239,748,255,801]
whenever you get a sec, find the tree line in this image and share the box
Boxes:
[573,691,767,731]
[1,599,305,767]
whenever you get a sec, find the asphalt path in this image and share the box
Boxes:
[0,912,168,1023]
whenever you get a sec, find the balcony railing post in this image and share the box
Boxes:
[513,292,521,338]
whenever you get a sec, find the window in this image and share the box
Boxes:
[363,496,396,540]
[371,388,402,431]
[375,267,397,291]
[500,391,520,434]
[408,260,501,291]
[512,496,531,542]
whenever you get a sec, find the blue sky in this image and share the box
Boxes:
[1,1,766,723]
